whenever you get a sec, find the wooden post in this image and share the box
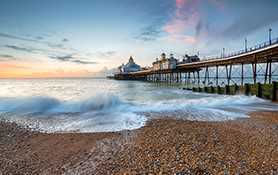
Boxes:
[225,85,230,95]
[272,81,277,101]
[245,83,250,96]
[211,86,215,93]
[257,83,262,98]
[234,84,239,94]
[217,86,221,94]
[204,86,208,93]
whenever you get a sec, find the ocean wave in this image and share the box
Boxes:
[138,95,266,112]
[0,93,126,114]
[0,93,275,133]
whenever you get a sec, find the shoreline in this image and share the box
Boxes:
[1,111,278,174]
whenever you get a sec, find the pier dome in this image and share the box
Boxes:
[123,56,141,72]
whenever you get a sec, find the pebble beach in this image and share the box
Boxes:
[1,111,278,174]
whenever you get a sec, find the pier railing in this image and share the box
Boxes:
[204,37,278,61]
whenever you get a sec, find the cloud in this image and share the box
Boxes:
[49,54,73,61]
[195,20,203,37]
[103,51,116,56]
[0,32,39,43]
[0,54,18,61]
[71,60,97,64]
[49,54,97,65]
[135,25,162,41]
[219,12,278,40]
[167,34,197,44]
[47,43,66,49]
[0,32,71,51]
[36,36,44,40]
[4,44,49,55]
[162,0,200,44]
[5,45,34,53]
[62,38,69,42]
[162,0,226,44]
[0,54,14,58]
[95,51,117,58]
[164,0,200,34]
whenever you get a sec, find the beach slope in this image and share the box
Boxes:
[0,111,278,174]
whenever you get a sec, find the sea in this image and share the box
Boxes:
[0,78,277,133]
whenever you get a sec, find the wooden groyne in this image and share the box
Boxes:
[189,81,278,102]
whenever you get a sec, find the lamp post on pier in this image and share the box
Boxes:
[245,38,247,52]
[269,28,272,45]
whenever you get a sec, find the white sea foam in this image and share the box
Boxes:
[0,78,276,133]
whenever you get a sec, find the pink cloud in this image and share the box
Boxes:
[163,0,200,44]
[163,0,224,44]
[166,34,197,44]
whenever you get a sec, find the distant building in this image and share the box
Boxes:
[181,54,200,63]
[117,64,125,73]
[118,56,141,73]
[152,53,177,70]
[152,58,162,71]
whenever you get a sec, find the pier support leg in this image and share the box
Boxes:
[226,65,232,86]
[241,63,244,86]
[197,71,200,86]
[269,60,272,84]
[216,65,219,86]
[252,62,257,84]
[265,61,269,84]
[188,72,191,87]
[204,66,209,86]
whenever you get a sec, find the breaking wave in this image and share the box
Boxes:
[0,94,125,114]
[0,92,276,133]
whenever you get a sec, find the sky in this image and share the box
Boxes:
[0,0,278,78]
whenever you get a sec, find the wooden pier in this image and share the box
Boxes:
[113,37,278,101]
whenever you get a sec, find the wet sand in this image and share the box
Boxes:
[0,111,278,174]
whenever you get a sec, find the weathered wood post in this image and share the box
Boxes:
[245,83,250,96]
[211,86,215,93]
[272,81,277,101]
[234,84,239,94]
[225,85,230,95]
[192,87,197,92]
[204,86,208,93]
[257,82,262,98]
[217,86,221,94]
